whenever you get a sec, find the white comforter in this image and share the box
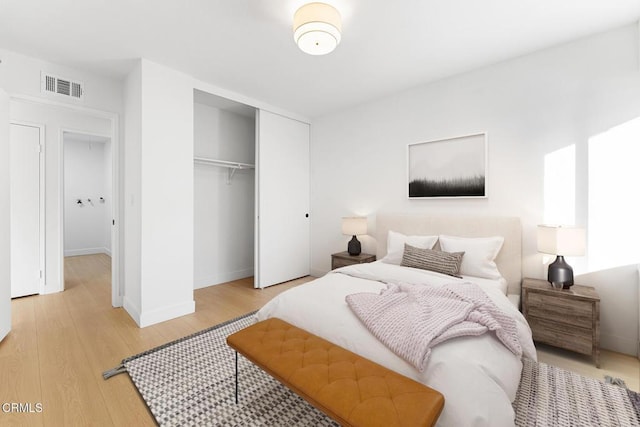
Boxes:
[256,262,536,427]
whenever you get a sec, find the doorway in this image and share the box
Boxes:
[62,131,113,302]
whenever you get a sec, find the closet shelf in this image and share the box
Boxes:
[194,156,255,184]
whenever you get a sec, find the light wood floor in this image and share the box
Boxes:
[0,254,312,426]
[537,344,640,391]
[1,254,638,426]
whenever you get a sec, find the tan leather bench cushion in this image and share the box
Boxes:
[227,318,444,427]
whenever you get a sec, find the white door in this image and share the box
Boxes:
[0,89,11,341]
[10,123,43,298]
[256,110,310,288]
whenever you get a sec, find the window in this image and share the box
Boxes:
[588,117,640,271]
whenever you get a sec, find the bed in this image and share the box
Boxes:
[257,213,536,427]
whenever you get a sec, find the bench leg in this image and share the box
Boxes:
[235,351,238,404]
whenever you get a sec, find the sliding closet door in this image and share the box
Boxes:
[256,110,310,288]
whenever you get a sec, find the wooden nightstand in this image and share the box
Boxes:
[331,251,376,270]
[522,278,600,368]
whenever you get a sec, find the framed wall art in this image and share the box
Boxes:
[408,132,487,199]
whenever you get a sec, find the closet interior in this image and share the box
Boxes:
[193,90,256,289]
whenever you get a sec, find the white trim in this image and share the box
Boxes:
[123,297,141,326]
[58,127,116,264]
[64,247,110,257]
[9,94,118,119]
[193,268,254,289]
[600,333,638,357]
[60,126,120,305]
[254,110,261,288]
[138,300,196,328]
[60,127,114,294]
[110,114,121,307]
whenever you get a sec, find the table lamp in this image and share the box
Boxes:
[537,225,586,289]
[341,217,367,256]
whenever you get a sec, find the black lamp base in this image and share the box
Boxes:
[347,235,361,256]
[547,255,574,289]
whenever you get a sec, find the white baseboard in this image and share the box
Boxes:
[601,333,638,357]
[111,294,123,308]
[64,247,110,257]
[310,268,329,278]
[138,300,195,328]
[507,294,520,309]
[40,275,63,294]
[123,297,142,327]
[194,268,254,289]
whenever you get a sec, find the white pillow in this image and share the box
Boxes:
[381,231,438,265]
[439,235,504,280]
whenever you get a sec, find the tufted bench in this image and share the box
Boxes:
[226,317,444,427]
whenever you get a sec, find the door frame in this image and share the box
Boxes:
[9,121,46,295]
[60,128,116,299]
[10,94,121,307]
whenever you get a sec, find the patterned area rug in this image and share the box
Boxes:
[513,358,640,427]
[106,312,640,427]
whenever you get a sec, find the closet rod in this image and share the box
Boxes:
[194,157,255,169]
[194,156,255,184]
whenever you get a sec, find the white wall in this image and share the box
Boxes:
[1,48,122,303]
[0,89,11,341]
[310,25,640,354]
[0,48,122,113]
[2,48,308,326]
[123,61,142,319]
[63,138,110,256]
[123,59,195,327]
[122,58,307,327]
[194,103,255,288]
[9,100,113,293]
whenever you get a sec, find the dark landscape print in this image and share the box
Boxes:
[409,175,485,197]
[408,133,486,198]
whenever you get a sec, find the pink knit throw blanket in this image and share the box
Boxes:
[345,282,522,371]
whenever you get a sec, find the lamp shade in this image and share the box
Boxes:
[293,2,342,55]
[537,225,586,256]
[342,217,367,236]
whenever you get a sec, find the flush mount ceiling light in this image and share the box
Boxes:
[293,2,342,55]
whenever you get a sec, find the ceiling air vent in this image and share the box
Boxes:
[41,72,84,100]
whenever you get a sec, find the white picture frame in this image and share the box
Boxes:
[408,132,487,199]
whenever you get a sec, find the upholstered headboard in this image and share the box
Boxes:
[375,213,522,295]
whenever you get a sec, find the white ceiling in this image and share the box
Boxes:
[1,0,639,118]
